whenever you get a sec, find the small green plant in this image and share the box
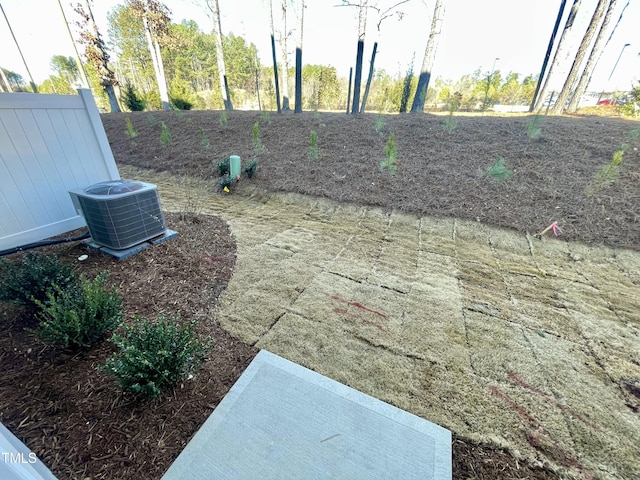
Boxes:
[380,133,398,174]
[487,157,513,182]
[586,128,639,195]
[375,114,386,134]
[103,314,211,398]
[526,115,543,140]
[0,252,75,312]
[219,174,233,190]
[173,108,184,119]
[443,92,461,133]
[308,130,320,160]
[252,121,266,154]
[125,116,138,139]
[260,110,271,124]
[199,127,210,149]
[244,159,257,178]
[442,115,458,133]
[32,272,122,350]
[160,121,171,146]
[219,110,228,127]
[146,113,157,126]
[216,157,230,176]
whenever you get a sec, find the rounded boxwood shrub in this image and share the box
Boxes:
[103,314,211,398]
[0,252,75,312]
[32,272,122,349]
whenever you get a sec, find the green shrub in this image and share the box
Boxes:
[380,133,398,174]
[219,110,228,127]
[244,159,257,178]
[219,174,233,190]
[125,116,138,139]
[252,122,266,154]
[216,157,230,176]
[103,314,211,398]
[487,157,513,182]
[32,272,122,349]
[308,130,320,160]
[0,252,75,311]
[526,115,542,140]
[160,121,171,146]
[121,83,146,111]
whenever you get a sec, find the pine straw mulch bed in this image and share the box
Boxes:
[102,109,640,252]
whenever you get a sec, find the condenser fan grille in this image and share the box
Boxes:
[70,180,166,250]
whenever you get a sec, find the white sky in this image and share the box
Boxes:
[0,0,638,92]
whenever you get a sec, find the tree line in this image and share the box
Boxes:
[0,0,636,115]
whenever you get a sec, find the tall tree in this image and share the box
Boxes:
[351,0,368,114]
[294,0,304,113]
[567,0,617,112]
[530,0,567,111]
[128,0,172,110]
[269,0,281,112]
[410,0,445,113]
[360,0,411,112]
[551,0,608,114]
[74,0,121,112]
[534,0,583,111]
[203,0,233,109]
[279,0,292,111]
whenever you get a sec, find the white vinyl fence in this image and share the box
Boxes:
[0,89,119,251]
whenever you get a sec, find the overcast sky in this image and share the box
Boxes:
[1,0,638,92]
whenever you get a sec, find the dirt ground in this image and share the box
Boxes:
[1,110,638,479]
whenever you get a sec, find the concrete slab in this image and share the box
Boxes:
[162,350,451,480]
[84,229,178,260]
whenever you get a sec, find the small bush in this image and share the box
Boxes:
[216,157,230,176]
[526,115,542,140]
[380,133,398,174]
[0,252,75,311]
[442,115,458,133]
[121,83,146,112]
[308,130,320,160]
[103,314,211,398]
[244,159,257,178]
[375,114,386,134]
[160,121,171,146]
[487,157,513,182]
[32,272,122,349]
[219,111,228,127]
[125,116,138,139]
[252,122,266,154]
[219,174,233,190]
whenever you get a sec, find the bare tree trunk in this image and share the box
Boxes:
[142,16,171,110]
[411,0,445,113]
[567,0,617,112]
[530,0,567,111]
[586,0,629,101]
[346,67,353,113]
[294,0,304,113]
[551,0,608,114]
[269,0,281,113]
[280,0,291,111]
[351,0,367,114]
[360,41,377,113]
[207,0,233,109]
[534,0,583,112]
